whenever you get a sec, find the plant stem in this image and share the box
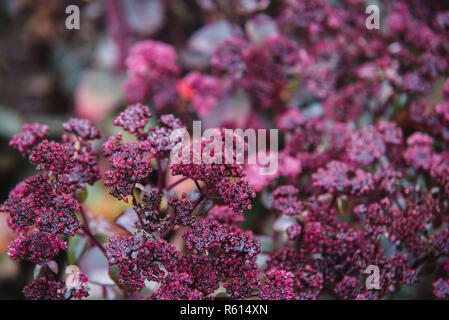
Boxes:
[161,194,204,239]
[157,156,164,190]
[194,180,203,196]
[165,177,189,191]
[79,207,107,255]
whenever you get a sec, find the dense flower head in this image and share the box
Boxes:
[377,121,403,146]
[1,175,81,235]
[168,193,195,226]
[23,276,89,300]
[30,140,72,175]
[266,248,301,271]
[1,176,47,233]
[265,35,300,68]
[286,224,302,241]
[224,271,260,299]
[354,199,391,240]
[180,72,222,116]
[207,205,244,225]
[175,254,222,295]
[183,217,260,260]
[113,103,152,135]
[126,40,179,80]
[124,40,180,107]
[153,272,203,300]
[211,37,247,78]
[23,279,65,300]
[103,107,183,201]
[170,131,255,214]
[8,231,66,263]
[259,269,295,300]
[59,126,101,190]
[312,161,350,193]
[9,123,49,154]
[217,178,256,214]
[104,136,153,200]
[222,228,260,259]
[429,229,449,256]
[334,276,363,300]
[7,118,101,194]
[294,265,324,300]
[184,220,225,252]
[240,46,285,108]
[346,125,386,166]
[433,278,449,300]
[35,193,81,235]
[171,128,246,178]
[404,132,434,170]
[105,235,178,291]
[134,190,164,232]
[350,169,374,195]
[62,118,101,140]
[273,185,303,216]
[146,114,185,155]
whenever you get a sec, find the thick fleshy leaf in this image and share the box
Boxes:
[256,253,270,269]
[203,90,251,128]
[67,234,88,265]
[236,0,270,15]
[123,0,165,36]
[47,260,59,275]
[261,188,274,209]
[245,14,278,43]
[257,235,275,253]
[273,215,297,232]
[33,265,43,280]
[0,106,22,138]
[188,188,201,203]
[381,235,397,258]
[181,21,243,69]
[115,208,139,234]
[195,199,214,216]
[79,247,115,286]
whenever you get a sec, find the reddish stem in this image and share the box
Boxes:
[105,0,130,72]
[157,156,164,190]
[79,207,107,256]
[165,177,189,191]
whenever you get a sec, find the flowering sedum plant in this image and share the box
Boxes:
[2,0,449,300]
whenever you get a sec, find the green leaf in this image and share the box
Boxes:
[77,189,88,203]
[67,235,88,265]
[93,232,110,243]
[133,187,143,203]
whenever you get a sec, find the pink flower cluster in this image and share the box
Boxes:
[2,0,449,300]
